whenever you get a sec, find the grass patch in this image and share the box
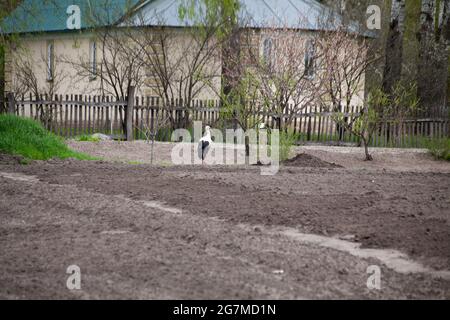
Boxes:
[422,137,450,161]
[0,114,95,161]
[75,134,100,142]
[126,160,145,165]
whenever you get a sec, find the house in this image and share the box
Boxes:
[1,0,372,108]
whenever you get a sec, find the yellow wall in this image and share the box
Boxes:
[6,28,223,101]
[5,27,366,108]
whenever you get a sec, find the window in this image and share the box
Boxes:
[46,41,54,81]
[262,37,274,69]
[304,39,315,78]
[89,40,97,79]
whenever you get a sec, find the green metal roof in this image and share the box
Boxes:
[1,0,142,34]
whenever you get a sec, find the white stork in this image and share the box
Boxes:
[198,125,212,164]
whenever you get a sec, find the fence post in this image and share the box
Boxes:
[7,92,15,114]
[126,86,135,141]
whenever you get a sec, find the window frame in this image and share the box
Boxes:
[261,37,274,70]
[89,40,97,80]
[304,39,316,79]
[46,41,54,82]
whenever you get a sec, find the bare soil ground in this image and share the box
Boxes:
[0,141,449,299]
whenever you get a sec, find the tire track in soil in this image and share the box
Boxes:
[0,171,449,298]
[17,161,448,269]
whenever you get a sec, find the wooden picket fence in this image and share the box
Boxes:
[2,93,449,148]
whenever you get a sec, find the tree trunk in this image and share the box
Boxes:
[221,26,241,99]
[438,0,450,110]
[437,0,450,42]
[0,45,4,112]
[382,0,406,94]
[126,86,135,141]
[363,138,373,161]
[417,0,448,115]
[245,141,250,165]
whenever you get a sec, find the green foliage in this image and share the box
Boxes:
[75,135,100,142]
[126,160,145,165]
[221,70,265,131]
[330,81,419,160]
[0,114,94,160]
[0,0,21,21]
[178,0,240,39]
[423,137,450,161]
[275,130,299,161]
[389,81,420,118]
[260,129,299,161]
[353,80,420,137]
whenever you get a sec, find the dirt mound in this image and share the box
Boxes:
[282,153,342,168]
[0,153,26,165]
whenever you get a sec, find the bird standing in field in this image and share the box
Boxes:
[198,125,212,164]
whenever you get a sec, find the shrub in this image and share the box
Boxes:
[423,138,450,161]
[279,130,298,161]
[0,114,94,161]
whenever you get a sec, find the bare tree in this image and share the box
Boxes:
[124,9,224,130]
[11,46,67,127]
[319,28,380,159]
[245,26,326,132]
[135,108,171,164]
[1,0,63,111]
[323,27,380,101]
[62,27,146,134]
[218,20,328,162]
[319,28,377,110]
[96,30,145,100]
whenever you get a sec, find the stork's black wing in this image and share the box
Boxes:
[201,140,210,160]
